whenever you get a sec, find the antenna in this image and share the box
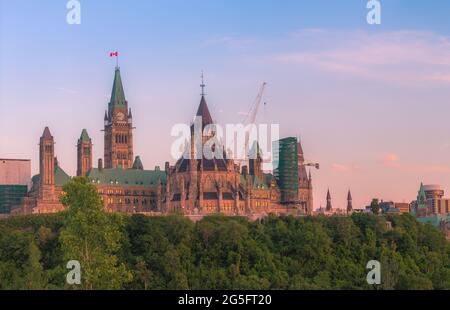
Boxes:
[200,70,206,96]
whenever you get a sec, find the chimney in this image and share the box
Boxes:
[98,158,103,171]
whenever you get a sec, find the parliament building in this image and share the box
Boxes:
[12,67,313,219]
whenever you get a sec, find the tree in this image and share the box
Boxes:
[59,177,132,289]
[370,199,380,215]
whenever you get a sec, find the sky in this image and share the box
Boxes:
[1,0,450,210]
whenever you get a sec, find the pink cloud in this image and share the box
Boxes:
[274,30,450,85]
[380,153,450,173]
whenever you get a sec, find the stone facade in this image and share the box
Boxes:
[13,67,314,217]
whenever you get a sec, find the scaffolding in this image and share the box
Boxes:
[0,185,27,214]
[273,137,299,203]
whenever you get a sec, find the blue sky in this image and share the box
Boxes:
[1,0,450,209]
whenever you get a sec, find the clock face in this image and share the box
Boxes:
[116,112,125,121]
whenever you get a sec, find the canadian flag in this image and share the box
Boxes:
[110,51,119,57]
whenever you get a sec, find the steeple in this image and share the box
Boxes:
[195,71,213,127]
[109,67,127,109]
[79,129,91,143]
[104,66,134,170]
[297,140,305,163]
[132,156,144,170]
[42,127,53,139]
[196,95,213,127]
[326,189,333,211]
[347,190,353,214]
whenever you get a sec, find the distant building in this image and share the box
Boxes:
[394,202,410,214]
[411,183,450,238]
[0,159,31,214]
[379,201,409,215]
[411,183,450,217]
[315,189,335,216]
[0,159,31,186]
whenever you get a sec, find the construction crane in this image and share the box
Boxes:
[301,162,320,170]
[237,82,267,164]
[242,82,267,125]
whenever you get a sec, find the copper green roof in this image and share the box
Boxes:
[79,129,91,143]
[87,167,166,187]
[132,156,144,170]
[416,214,449,227]
[31,165,71,191]
[240,174,269,190]
[417,182,427,207]
[110,67,126,108]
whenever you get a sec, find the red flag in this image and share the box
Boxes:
[110,52,118,57]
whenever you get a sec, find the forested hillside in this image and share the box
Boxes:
[0,212,448,290]
[0,178,448,290]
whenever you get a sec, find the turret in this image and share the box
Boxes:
[347,190,353,214]
[39,127,56,199]
[326,189,333,211]
[77,129,92,177]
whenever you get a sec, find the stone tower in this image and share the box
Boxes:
[39,127,55,200]
[326,189,333,211]
[77,129,92,177]
[249,142,263,180]
[347,190,353,214]
[104,67,133,169]
[298,140,313,214]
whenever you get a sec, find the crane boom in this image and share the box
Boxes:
[239,82,267,163]
[243,82,267,125]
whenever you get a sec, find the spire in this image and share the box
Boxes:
[104,110,108,121]
[42,127,53,139]
[110,67,126,108]
[347,190,353,214]
[79,129,91,143]
[200,71,206,97]
[418,182,427,202]
[193,71,213,127]
[128,108,132,119]
[196,94,213,127]
[297,140,305,162]
[308,169,312,181]
[326,189,333,211]
[132,156,144,170]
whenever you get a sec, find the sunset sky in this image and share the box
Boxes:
[1,0,450,210]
